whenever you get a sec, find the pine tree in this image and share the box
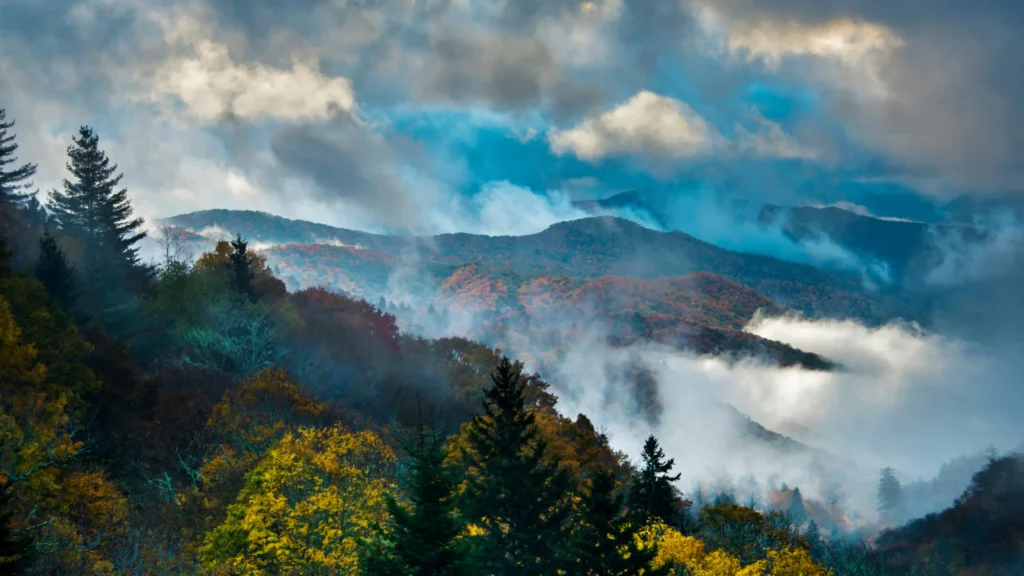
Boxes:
[877,467,903,523]
[0,109,37,206]
[574,468,670,576]
[34,231,77,312]
[789,486,807,527]
[46,127,148,333]
[629,435,682,527]
[0,487,33,573]
[804,519,821,550]
[364,424,476,576]
[462,358,573,575]
[48,126,146,266]
[228,233,256,302]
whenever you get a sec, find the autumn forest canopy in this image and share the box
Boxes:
[1,107,1023,576]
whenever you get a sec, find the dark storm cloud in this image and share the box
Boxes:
[704,0,1024,192]
[269,120,410,220]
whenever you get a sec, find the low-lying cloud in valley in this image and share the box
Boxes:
[537,312,1024,520]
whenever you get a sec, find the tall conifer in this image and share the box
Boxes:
[47,127,148,333]
[629,435,682,526]
[228,233,257,303]
[364,424,475,576]
[0,109,37,206]
[462,358,573,575]
[574,468,670,576]
[34,231,78,312]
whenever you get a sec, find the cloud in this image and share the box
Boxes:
[696,8,902,71]
[147,39,356,123]
[548,91,718,162]
[690,0,1024,193]
[653,190,891,287]
[528,311,1024,518]
[735,114,819,160]
[925,212,1024,287]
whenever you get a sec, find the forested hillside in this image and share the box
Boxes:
[165,209,922,325]
[0,110,1017,575]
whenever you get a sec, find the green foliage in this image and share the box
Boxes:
[179,300,281,379]
[46,126,150,337]
[363,424,476,576]
[462,358,574,575]
[34,231,77,313]
[228,233,256,303]
[696,502,804,566]
[630,435,683,527]
[574,467,670,576]
[0,109,37,207]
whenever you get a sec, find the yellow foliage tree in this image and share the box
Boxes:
[0,295,130,573]
[200,425,396,575]
[200,368,328,491]
[637,521,831,576]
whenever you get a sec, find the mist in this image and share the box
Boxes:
[416,295,1024,526]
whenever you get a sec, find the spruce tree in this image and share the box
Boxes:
[34,231,77,312]
[48,126,146,266]
[574,468,670,576]
[0,109,37,206]
[228,233,256,302]
[364,424,476,576]
[462,358,573,575]
[47,127,148,333]
[788,486,807,527]
[629,435,682,526]
[804,519,821,551]
[877,467,903,523]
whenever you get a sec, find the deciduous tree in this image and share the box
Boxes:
[201,426,396,575]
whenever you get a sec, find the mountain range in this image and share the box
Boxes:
[572,189,995,287]
[160,207,942,367]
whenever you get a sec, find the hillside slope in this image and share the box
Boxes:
[166,210,918,324]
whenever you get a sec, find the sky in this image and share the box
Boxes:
[2,0,1024,235]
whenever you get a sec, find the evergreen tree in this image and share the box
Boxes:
[805,519,821,550]
[629,435,682,526]
[877,467,903,523]
[228,233,256,302]
[34,231,77,312]
[789,487,807,527]
[574,468,670,576]
[462,358,573,575]
[364,424,476,576]
[48,126,146,266]
[378,295,387,312]
[0,489,32,574]
[47,127,148,333]
[0,109,37,206]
